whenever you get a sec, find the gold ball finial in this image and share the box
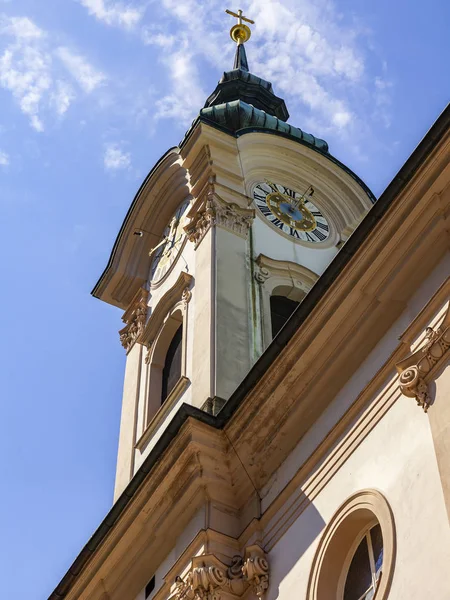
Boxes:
[230,23,251,44]
[226,8,255,45]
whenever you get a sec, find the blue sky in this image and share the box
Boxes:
[0,1,448,598]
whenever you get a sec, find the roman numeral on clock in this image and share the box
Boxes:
[311,228,326,241]
[270,217,284,230]
[259,205,272,217]
[316,221,329,231]
[282,186,295,198]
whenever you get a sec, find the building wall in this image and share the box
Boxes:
[264,252,450,599]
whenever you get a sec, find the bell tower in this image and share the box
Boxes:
[92,10,375,500]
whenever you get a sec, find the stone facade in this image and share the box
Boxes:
[49,58,450,600]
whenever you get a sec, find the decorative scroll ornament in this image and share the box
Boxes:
[242,546,270,598]
[185,184,254,246]
[254,266,270,284]
[171,548,269,600]
[182,287,192,307]
[396,302,450,412]
[119,288,149,352]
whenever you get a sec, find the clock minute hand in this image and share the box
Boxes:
[293,185,314,209]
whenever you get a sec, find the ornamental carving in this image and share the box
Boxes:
[171,547,269,600]
[242,546,270,598]
[185,185,254,246]
[119,288,149,352]
[396,301,450,412]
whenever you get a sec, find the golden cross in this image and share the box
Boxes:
[225,8,254,26]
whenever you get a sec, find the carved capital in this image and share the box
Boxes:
[396,301,450,412]
[171,548,269,600]
[185,188,254,247]
[242,546,269,599]
[119,288,149,353]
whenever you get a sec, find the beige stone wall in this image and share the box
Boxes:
[262,253,450,600]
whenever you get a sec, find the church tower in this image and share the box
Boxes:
[92,9,375,501]
[51,8,450,600]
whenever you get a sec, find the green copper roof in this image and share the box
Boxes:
[200,42,329,153]
[200,99,329,153]
[204,44,289,121]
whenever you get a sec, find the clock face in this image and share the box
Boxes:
[253,180,330,243]
[150,199,190,283]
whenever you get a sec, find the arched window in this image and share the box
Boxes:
[344,524,383,600]
[161,324,183,404]
[306,490,395,600]
[270,295,300,338]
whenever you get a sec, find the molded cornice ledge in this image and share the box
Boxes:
[396,295,450,412]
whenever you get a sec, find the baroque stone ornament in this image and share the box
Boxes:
[118,288,149,352]
[242,546,270,598]
[396,302,450,412]
[171,548,269,600]
[185,184,254,246]
[182,287,192,307]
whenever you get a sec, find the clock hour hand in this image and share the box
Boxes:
[148,236,168,258]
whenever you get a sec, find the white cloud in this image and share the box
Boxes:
[56,47,106,93]
[104,142,131,170]
[0,149,9,166]
[154,44,206,125]
[147,0,391,138]
[51,80,76,115]
[78,0,143,29]
[0,15,44,40]
[0,39,51,131]
[0,15,106,130]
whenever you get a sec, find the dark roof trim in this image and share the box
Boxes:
[51,103,450,600]
[91,146,180,300]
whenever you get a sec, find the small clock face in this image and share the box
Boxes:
[253,180,330,243]
[151,199,190,283]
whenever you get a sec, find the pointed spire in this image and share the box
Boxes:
[233,43,249,71]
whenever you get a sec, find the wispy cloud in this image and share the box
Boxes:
[77,0,144,30]
[56,47,106,93]
[104,142,131,170]
[0,14,107,131]
[140,0,392,139]
[154,43,206,126]
[0,149,9,166]
[0,16,50,131]
[50,80,76,115]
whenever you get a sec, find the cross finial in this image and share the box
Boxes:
[226,8,254,44]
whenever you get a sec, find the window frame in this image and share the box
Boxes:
[340,521,382,600]
[307,490,396,600]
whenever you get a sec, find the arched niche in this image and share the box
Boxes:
[136,272,192,449]
[254,254,319,348]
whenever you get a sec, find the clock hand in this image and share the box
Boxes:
[148,236,168,258]
[293,185,314,210]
